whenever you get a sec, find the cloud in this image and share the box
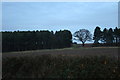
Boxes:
[2,2,118,33]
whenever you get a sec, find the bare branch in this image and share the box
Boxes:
[73,29,92,46]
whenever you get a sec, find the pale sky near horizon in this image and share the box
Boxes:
[2,2,118,35]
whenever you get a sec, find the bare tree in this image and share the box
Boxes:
[73,29,92,46]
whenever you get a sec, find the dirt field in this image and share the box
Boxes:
[2,47,119,58]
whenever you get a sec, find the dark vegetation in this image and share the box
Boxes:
[3,54,120,79]
[2,27,120,79]
[93,27,120,47]
[2,30,72,52]
[73,29,92,46]
[2,26,120,52]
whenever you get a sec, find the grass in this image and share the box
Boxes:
[3,47,119,58]
[3,54,120,79]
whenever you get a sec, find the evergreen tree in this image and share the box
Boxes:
[114,27,119,44]
[2,30,72,52]
[107,28,114,44]
[93,26,102,44]
[101,28,108,43]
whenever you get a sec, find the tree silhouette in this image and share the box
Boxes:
[101,28,108,43]
[114,27,119,44]
[2,30,72,52]
[93,27,120,46]
[73,29,92,46]
[93,26,102,44]
[107,28,114,44]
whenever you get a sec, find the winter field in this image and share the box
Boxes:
[2,47,120,79]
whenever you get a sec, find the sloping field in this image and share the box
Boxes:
[2,47,119,58]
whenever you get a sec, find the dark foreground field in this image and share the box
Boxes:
[2,47,120,79]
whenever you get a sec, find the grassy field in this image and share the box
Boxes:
[2,47,120,79]
[2,47,119,58]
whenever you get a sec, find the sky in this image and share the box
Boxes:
[2,2,118,35]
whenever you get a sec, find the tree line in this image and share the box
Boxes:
[2,26,120,52]
[93,27,120,46]
[2,30,72,52]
